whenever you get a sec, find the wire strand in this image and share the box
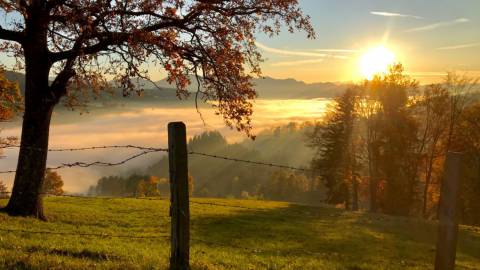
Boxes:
[0,149,167,174]
[0,144,168,152]
[188,151,311,172]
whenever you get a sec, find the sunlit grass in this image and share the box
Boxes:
[0,197,479,269]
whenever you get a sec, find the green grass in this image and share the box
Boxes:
[0,197,479,270]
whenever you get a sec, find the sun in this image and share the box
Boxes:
[359,46,396,80]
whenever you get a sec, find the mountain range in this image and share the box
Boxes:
[4,71,347,100]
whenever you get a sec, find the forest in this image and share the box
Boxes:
[91,64,480,226]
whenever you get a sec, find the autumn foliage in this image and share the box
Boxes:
[0,69,22,121]
[42,169,64,196]
[0,0,313,218]
[0,0,314,135]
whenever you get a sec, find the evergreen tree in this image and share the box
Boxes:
[308,88,358,208]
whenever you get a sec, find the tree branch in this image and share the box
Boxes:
[0,26,24,43]
[49,8,203,62]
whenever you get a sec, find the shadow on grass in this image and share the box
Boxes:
[26,246,120,261]
[190,201,480,267]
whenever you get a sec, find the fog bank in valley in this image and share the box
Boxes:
[0,99,330,192]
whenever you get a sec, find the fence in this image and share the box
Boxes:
[0,122,463,270]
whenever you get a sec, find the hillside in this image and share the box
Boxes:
[0,197,479,269]
[142,123,316,200]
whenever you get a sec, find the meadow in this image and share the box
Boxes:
[0,197,479,270]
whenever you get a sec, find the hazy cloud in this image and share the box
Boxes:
[314,49,359,53]
[371,11,423,19]
[270,59,325,67]
[437,42,480,50]
[405,18,469,33]
[256,42,349,60]
[256,42,330,57]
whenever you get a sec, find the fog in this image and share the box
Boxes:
[0,98,330,193]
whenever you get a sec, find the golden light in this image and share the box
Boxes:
[359,46,396,79]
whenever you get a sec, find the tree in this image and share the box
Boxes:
[443,73,477,151]
[413,74,477,218]
[415,84,450,217]
[0,0,314,218]
[261,170,309,202]
[0,180,9,199]
[0,68,22,121]
[42,169,64,196]
[357,83,382,212]
[0,68,22,150]
[364,64,419,216]
[308,88,358,209]
[0,69,21,201]
[456,103,480,225]
[136,176,160,197]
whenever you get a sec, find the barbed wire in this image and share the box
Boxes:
[188,151,311,172]
[1,145,312,175]
[0,148,167,174]
[0,143,168,152]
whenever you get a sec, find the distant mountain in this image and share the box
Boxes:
[148,76,347,99]
[4,71,347,100]
[252,77,347,99]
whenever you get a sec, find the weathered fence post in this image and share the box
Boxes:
[435,152,463,270]
[168,122,190,270]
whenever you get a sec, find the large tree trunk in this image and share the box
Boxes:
[5,100,54,219]
[4,10,53,218]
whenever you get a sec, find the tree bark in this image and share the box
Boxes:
[4,7,54,218]
[4,61,54,219]
[5,100,54,219]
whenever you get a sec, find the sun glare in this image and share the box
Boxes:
[359,46,396,80]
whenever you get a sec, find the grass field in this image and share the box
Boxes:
[0,197,479,270]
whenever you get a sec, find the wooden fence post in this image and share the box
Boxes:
[435,152,463,270]
[168,122,190,270]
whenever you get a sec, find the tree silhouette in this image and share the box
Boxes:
[0,0,314,219]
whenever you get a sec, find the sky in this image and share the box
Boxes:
[1,0,479,84]
[255,0,480,83]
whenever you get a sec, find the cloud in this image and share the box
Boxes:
[371,11,423,19]
[405,18,469,33]
[270,59,325,67]
[314,49,359,53]
[255,42,349,61]
[437,42,480,50]
[256,41,329,57]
